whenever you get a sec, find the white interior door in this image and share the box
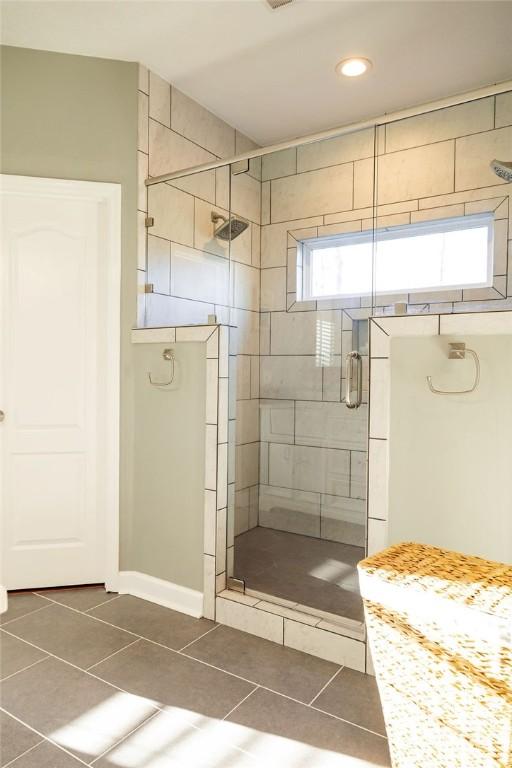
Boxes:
[1,176,120,590]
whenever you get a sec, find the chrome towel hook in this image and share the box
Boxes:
[148,348,175,387]
[426,342,480,395]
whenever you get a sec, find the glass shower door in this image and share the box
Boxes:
[232,128,377,628]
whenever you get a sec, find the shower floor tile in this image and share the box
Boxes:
[234,526,365,623]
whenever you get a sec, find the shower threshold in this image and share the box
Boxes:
[233,527,365,631]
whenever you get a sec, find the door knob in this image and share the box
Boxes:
[0,410,4,422]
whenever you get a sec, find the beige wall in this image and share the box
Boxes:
[0,45,139,574]
[132,342,206,589]
[388,334,512,564]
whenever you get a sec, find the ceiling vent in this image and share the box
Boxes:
[266,0,295,9]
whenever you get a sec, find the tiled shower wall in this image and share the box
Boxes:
[137,75,512,568]
[136,66,262,560]
[258,132,376,548]
[258,90,512,547]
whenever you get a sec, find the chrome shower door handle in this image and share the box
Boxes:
[345,351,362,409]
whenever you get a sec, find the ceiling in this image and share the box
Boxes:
[1,0,512,147]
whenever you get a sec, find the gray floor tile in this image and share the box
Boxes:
[313,667,387,736]
[0,593,49,626]
[0,631,47,680]
[0,712,42,767]
[94,708,255,768]
[226,687,391,767]
[36,586,118,613]
[0,656,157,763]
[5,603,136,669]
[89,594,216,650]
[93,639,255,721]
[5,740,85,767]
[186,624,339,703]
[234,527,365,622]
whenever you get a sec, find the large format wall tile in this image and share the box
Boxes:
[261,217,322,268]
[295,402,367,451]
[233,309,260,355]
[262,148,297,181]
[148,183,194,245]
[194,199,230,259]
[149,120,215,178]
[231,171,261,224]
[455,126,512,191]
[385,97,494,153]
[236,442,260,490]
[169,169,217,206]
[170,242,229,306]
[320,495,366,546]
[236,398,260,445]
[171,88,235,159]
[271,164,353,222]
[260,355,323,400]
[377,140,455,204]
[297,128,374,173]
[261,268,287,311]
[234,262,260,312]
[270,310,341,356]
[147,235,171,294]
[138,92,149,152]
[268,443,350,496]
[350,451,367,500]
[259,484,321,537]
[260,399,294,444]
[495,92,512,128]
[149,71,170,127]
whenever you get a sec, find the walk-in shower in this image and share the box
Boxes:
[141,83,512,641]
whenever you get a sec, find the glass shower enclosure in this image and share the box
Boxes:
[142,85,512,632]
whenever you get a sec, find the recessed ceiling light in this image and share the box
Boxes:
[336,57,372,78]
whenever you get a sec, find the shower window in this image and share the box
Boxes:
[300,212,494,300]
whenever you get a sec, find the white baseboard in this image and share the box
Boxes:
[117,571,203,618]
[0,586,7,615]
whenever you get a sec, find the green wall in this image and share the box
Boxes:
[0,45,138,573]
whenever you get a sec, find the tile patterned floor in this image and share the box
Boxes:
[234,526,365,622]
[0,587,390,767]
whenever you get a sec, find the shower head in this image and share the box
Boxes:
[211,212,249,241]
[490,159,512,183]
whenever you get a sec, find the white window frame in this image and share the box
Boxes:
[300,212,494,301]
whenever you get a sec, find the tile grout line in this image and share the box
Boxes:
[310,701,387,739]
[0,707,91,768]
[0,654,49,683]
[0,621,386,739]
[86,638,142,671]
[1,738,46,768]
[222,685,259,721]
[0,603,54,627]
[89,708,162,766]
[84,594,123,612]
[307,665,344,706]
[177,622,222,652]
[5,595,387,740]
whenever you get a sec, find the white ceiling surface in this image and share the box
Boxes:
[1,0,512,146]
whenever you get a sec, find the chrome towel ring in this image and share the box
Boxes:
[148,348,175,387]
[426,342,480,395]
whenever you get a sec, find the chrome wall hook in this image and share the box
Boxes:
[148,348,175,387]
[426,342,480,395]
